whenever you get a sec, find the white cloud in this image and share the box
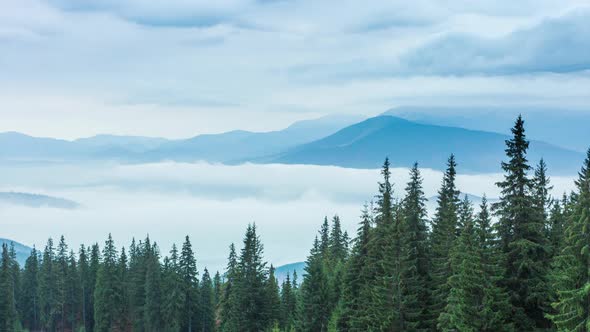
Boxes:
[0,161,577,271]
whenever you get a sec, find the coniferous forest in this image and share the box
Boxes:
[2,115,590,332]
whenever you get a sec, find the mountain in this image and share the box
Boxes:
[0,192,80,209]
[0,238,33,266]
[0,114,364,163]
[274,261,306,285]
[74,134,168,153]
[384,106,590,152]
[271,115,584,174]
[143,114,365,163]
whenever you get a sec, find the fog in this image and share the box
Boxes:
[0,161,577,272]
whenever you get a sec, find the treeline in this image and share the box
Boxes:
[1,115,590,331]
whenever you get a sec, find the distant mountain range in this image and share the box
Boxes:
[385,106,590,152]
[275,262,306,285]
[0,238,33,266]
[271,116,584,174]
[0,112,585,174]
[0,192,80,209]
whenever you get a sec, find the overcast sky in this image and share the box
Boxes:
[2,0,590,138]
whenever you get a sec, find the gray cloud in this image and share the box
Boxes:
[399,8,590,75]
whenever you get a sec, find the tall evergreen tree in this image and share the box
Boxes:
[94,234,120,332]
[21,247,40,331]
[430,154,461,323]
[235,224,270,332]
[39,238,59,331]
[399,163,431,330]
[144,243,163,331]
[266,265,281,327]
[0,243,17,331]
[200,268,216,332]
[493,115,551,329]
[297,237,330,332]
[179,236,199,332]
[549,149,590,331]
[280,273,297,331]
[338,204,374,330]
[162,244,184,332]
[220,243,240,332]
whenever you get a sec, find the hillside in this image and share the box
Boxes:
[271,115,584,174]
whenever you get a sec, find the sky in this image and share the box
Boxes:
[1,0,590,139]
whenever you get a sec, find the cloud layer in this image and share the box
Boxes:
[0,161,577,271]
[1,0,589,138]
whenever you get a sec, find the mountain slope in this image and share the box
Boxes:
[0,115,364,163]
[143,114,365,163]
[0,238,33,266]
[271,115,584,174]
[384,106,590,152]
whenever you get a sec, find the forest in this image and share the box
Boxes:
[1,115,590,332]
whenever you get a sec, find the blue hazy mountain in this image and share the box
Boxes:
[0,238,33,266]
[0,192,80,209]
[271,115,584,174]
[274,261,306,285]
[0,115,364,163]
[142,114,365,163]
[384,106,590,152]
[74,134,169,153]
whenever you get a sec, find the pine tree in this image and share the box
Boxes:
[200,268,215,332]
[213,271,222,311]
[220,243,240,332]
[87,243,101,332]
[117,247,130,330]
[297,237,330,332]
[364,158,400,330]
[21,247,40,331]
[476,196,514,332]
[266,265,281,327]
[55,236,69,330]
[399,163,431,331]
[430,154,461,323]
[162,244,184,332]
[66,249,81,331]
[0,243,17,331]
[329,215,348,262]
[235,224,270,332]
[39,238,59,331]
[280,273,297,331]
[493,115,551,329]
[94,234,120,332]
[438,216,484,332]
[179,236,199,332]
[338,204,373,330]
[144,242,163,331]
[549,149,590,331]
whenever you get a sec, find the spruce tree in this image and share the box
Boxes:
[39,238,59,331]
[549,149,590,331]
[338,204,373,330]
[162,244,184,332]
[399,163,431,331]
[235,224,270,332]
[0,243,16,331]
[200,268,215,332]
[365,158,400,330]
[266,265,281,327]
[494,115,551,329]
[144,242,163,331]
[280,274,297,331]
[297,237,330,332]
[94,234,120,332]
[21,247,40,331]
[430,154,461,323]
[179,236,199,332]
[220,243,240,332]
